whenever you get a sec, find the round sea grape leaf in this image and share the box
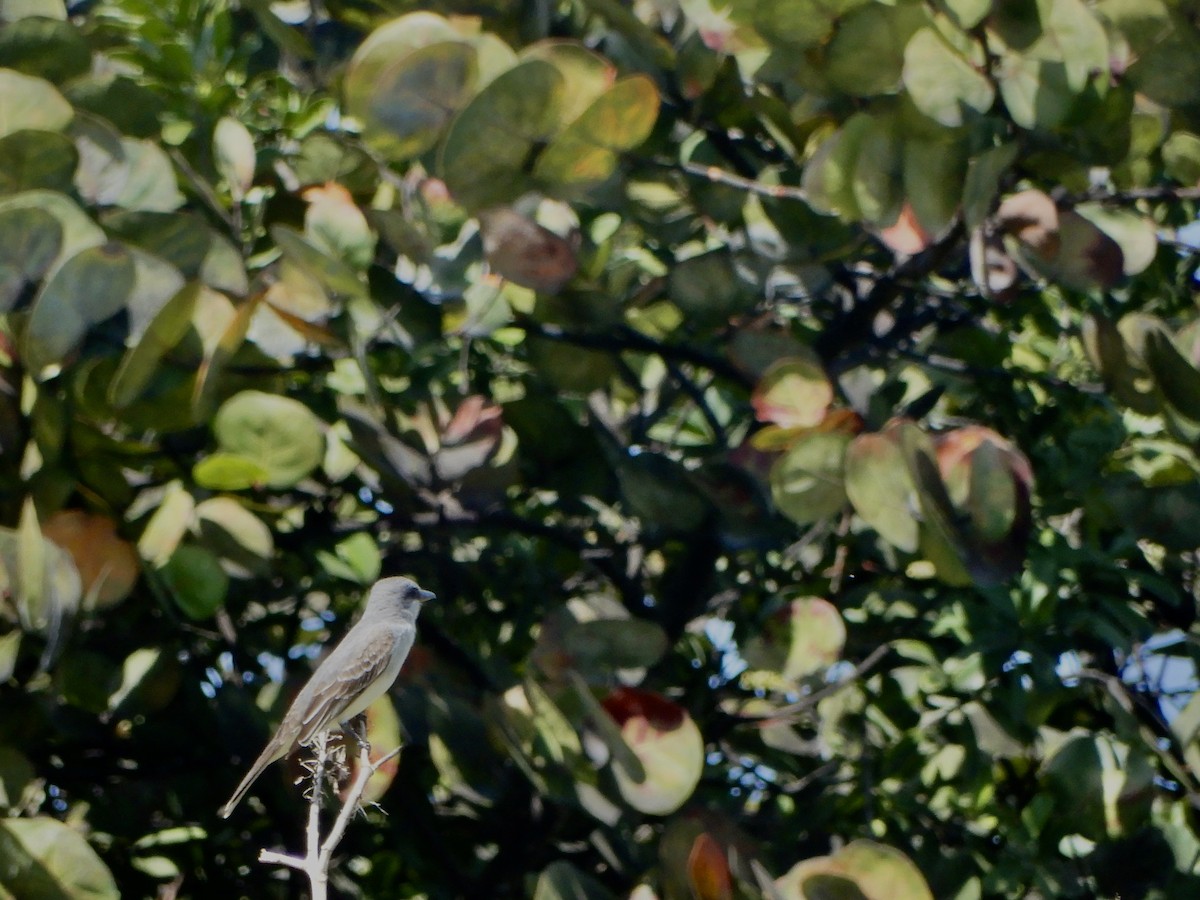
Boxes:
[669,249,746,324]
[534,861,613,900]
[744,596,846,681]
[770,431,851,526]
[23,242,136,379]
[602,688,704,816]
[271,224,365,298]
[0,204,60,311]
[1163,131,1200,185]
[303,182,377,271]
[0,129,75,194]
[65,73,163,138]
[1042,732,1155,841]
[902,27,994,127]
[801,113,872,220]
[360,41,479,161]
[0,68,71,136]
[995,54,1074,130]
[751,355,833,429]
[111,138,184,212]
[902,136,966,237]
[42,510,139,610]
[479,207,578,295]
[0,816,119,900]
[439,59,565,210]
[845,426,920,552]
[0,189,104,271]
[616,451,709,533]
[560,618,669,675]
[70,113,130,205]
[775,840,932,900]
[0,0,67,21]
[0,16,88,83]
[520,41,615,124]
[342,11,462,121]
[824,3,929,97]
[533,75,659,193]
[193,496,274,579]
[159,543,228,620]
[1074,203,1157,276]
[212,390,325,488]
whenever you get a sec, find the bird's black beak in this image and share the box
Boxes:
[417,589,436,603]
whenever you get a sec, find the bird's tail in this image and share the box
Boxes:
[219,742,281,818]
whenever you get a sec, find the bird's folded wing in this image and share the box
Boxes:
[296,628,396,746]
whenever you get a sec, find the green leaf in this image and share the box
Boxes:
[342,12,462,125]
[560,618,669,674]
[1144,328,1200,420]
[23,242,136,379]
[159,544,228,620]
[1163,131,1200,185]
[533,75,659,193]
[213,117,255,199]
[0,129,76,193]
[109,281,200,408]
[356,41,478,161]
[751,355,833,429]
[770,431,851,526]
[193,497,274,579]
[616,452,709,532]
[271,224,365,298]
[0,203,60,311]
[110,138,183,211]
[534,861,613,900]
[824,4,928,97]
[845,427,920,552]
[439,59,565,210]
[0,16,88,83]
[962,143,1019,232]
[192,453,271,491]
[0,189,104,270]
[0,747,33,811]
[0,68,71,136]
[136,481,196,568]
[902,135,966,242]
[744,596,846,681]
[315,532,381,585]
[0,817,119,900]
[903,28,994,127]
[212,390,325,488]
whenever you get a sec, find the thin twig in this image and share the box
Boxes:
[739,644,891,721]
[679,161,808,202]
[257,732,404,899]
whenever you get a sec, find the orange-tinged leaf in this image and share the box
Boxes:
[752,356,833,429]
[878,202,930,255]
[602,687,704,815]
[42,510,139,610]
[688,833,733,900]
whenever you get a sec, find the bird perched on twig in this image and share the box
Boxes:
[219,576,434,818]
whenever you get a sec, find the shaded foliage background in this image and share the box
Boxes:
[3,0,1200,898]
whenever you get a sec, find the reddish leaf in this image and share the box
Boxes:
[687,833,733,900]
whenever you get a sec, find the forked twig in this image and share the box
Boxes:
[257,729,403,900]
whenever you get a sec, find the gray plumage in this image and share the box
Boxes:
[219,576,433,818]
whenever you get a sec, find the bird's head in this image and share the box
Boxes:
[364,576,435,622]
